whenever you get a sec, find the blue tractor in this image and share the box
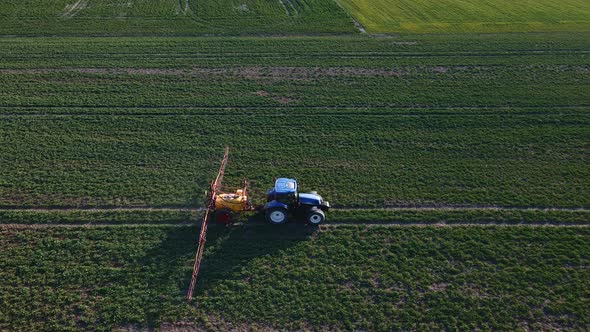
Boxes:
[263,178,330,225]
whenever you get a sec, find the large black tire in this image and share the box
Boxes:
[266,207,289,225]
[306,208,325,225]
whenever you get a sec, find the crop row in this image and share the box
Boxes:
[1,225,588,331]
[0,34,589,69]
[0,209,589,225]
[0,64,588,109]
[2,106,588,117]
[1,113,588,208]
[0,210,198,225]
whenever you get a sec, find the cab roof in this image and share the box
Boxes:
[274,178,297,193]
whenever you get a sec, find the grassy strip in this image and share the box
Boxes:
[1,106,589,116]
[1,226,588,330]
[329,209,590,224]
[0,208,588,225]
[0,210,198,225]
[1,34,589,69]
[0,65,587,109]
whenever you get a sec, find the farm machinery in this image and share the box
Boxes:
[213,176,330,225]
[186,146,330,301]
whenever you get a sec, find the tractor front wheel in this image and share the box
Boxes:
[266,207,288,224]
[306,208,325,225]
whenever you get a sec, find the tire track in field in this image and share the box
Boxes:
[337,206,590,212]
[0,207,202,212]
[1,207,588,228]
[2,50,587,57]
[0,223,190,229]
[1,222,589,229]
[0,105,589,116]
[2,111,588,117]
[323,222,590,228]
[1,205,588,212]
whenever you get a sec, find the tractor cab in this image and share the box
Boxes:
[264,178,330,225]
[266,177,298,204]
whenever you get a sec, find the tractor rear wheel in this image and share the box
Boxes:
[306,208,325,225]
[266,207,288,224]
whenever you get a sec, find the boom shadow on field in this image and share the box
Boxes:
[192,217,319,295]
[136,216,317,327]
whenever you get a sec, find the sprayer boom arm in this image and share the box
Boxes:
[186,146,229,302]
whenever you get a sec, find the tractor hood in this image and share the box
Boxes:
[298,193,329,208]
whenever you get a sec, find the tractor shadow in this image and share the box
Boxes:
[191,218,319,296]
[136,215,318,327]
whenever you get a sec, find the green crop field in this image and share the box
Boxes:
[1,225,589,331]
[1,0,590,330]
[335,0,590,33]
[1,112,589,208]
[0,35,588,209]
[0,0,355,35]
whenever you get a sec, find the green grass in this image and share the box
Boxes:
[1,67,587,108]
[4,0,590,35]
[0,35,588,109]
[2,34,589,69]
[1,225,589,331]
[0,0,355,35]
[0,10,589,332]
[0,35,588,209]
[1,3,589,331]
[335,0,590,33]
[1,112,588,208]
